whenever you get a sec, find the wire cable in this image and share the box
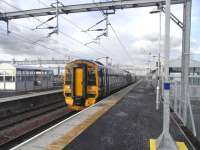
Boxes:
[4,0,130,64]
[109,22,135,65]
[38,0,119,60]
[92,0,132,64]
[2,0,107,58]
[0,0,70,50]
[0,29,82,59]
[0,27,65,55]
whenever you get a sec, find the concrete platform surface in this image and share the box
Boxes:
[64,80,191,150]
[11,82,138,150]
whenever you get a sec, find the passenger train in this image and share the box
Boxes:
[63,59,136,110]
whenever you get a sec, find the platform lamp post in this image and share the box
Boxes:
[150,7,162,110]
[156,0,178,149]
[146,55,151,80]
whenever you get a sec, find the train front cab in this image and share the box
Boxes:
[64,61,99,111]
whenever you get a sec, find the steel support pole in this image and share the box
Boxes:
[181,0,192,126]
[174,81,178,114]
[156,74,160,110]
[156,11,162,110]
[156,0,178,149]
[106,56,109,67]
[56,0,59,34]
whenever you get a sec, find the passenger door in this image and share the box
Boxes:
[74,68,83,97]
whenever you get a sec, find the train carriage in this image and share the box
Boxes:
[64,59,136,110]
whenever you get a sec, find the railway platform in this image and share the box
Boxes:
[11,80,192,150]
[0,89,62,103]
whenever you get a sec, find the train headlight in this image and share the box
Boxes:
[67,85,70,89]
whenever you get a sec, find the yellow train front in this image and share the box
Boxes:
[64,59,136,111]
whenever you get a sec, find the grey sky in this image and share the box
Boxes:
[0,0,199,66]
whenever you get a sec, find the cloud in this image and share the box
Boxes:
[191,46,200,54]
[0,29,68,57]
[0,0,199,67]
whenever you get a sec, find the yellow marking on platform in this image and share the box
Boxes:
[149,139,188,150]
[45,81,142,150]
[150,139,156,150]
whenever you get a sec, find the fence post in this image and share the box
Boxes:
[174,81,178,114]
[187,92,197,136]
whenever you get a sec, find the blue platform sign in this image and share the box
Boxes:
[164,82,170,90]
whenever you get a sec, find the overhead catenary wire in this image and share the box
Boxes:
[0,0,69,51]
[1,0,108,59]
[59,31,107,56]
[0,20,75,58]
[92,0,134,65]
[109,22,135,65]
[93,0,135,65]
[0,27,66,55]
[4,0,120,62]
[7,21,74,51]
[0,28,82,60]
[3,0,131,64]
[9,20,98,59]
[0,2,81,60]
[39,0,120,60]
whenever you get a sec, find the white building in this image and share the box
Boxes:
[0,63,53,91]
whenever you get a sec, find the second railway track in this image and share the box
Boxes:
[0,90,76,149]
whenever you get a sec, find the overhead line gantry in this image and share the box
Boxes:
[0,0,183,20]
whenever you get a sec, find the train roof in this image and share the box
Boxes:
[0,63,52,71]
[69,59,105,67]
[68,59,134,75]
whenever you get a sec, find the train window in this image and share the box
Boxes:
[27,76,31,81]
[0,76,3,82]
[88,69,96,85]
[5,76,13,82]
[34,80,41,86]
[16,70,21,76]
[22,76,27,81]
[65,69,72,84]
[13,76,15,82]
[16,76,20,81]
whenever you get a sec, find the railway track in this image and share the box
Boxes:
[0,93,76,149]
[0,101,65,129]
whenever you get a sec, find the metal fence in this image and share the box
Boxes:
[169,78,200,141]
[170,76,200,86]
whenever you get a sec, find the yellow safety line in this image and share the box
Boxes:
[149,139,188,150]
